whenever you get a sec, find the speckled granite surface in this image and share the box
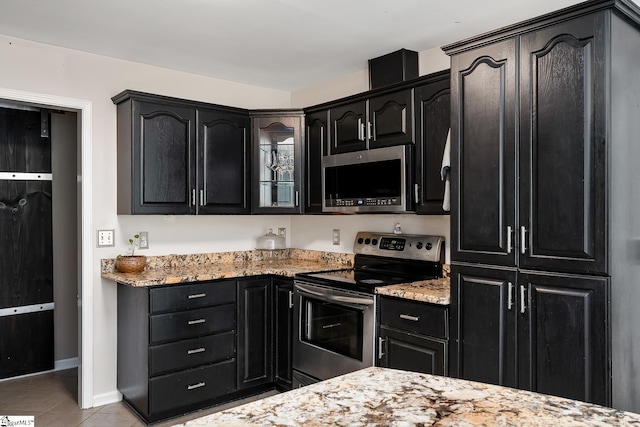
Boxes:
[173,367,640,427]
[101,249,354,287]
[376,277,451,305]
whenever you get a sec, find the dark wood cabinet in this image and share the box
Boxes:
[237,277,273,390]
[329,100,367,154]
[413,70,451,215]
[377,296,448,376]
[117,280,237,423]
[273,278,294,390]
[251,111,304,214]
[197,109,250,214]
[329,91,413,154]
[448,14,606,274]
[441,0,640,408]
[304,110,327,214]
[451,265,609,405]
[112,90,250,215]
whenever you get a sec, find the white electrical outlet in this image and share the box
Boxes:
[138,231,149,249]
[97,229,115,247]
[332,229,340,245]
[278,228,286,239]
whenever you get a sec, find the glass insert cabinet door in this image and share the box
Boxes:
[252,112,303,213]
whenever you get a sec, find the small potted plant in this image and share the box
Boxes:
[115,234,147,273]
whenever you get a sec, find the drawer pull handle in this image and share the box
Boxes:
[188,293,206,299]
[400,314,420,322]
[187,382,206,390]
[187,347,206,355]
[188,319,206,325]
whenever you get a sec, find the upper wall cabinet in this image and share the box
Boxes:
[445,12,607,273]
[329,90,413,154]
[304,110,328,214]
[251,110,304,214]
[414,70,450,215]
[112,91,250,215]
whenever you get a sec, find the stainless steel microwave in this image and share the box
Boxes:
[322,145,413,214]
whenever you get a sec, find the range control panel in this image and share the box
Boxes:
[353,231,445,262]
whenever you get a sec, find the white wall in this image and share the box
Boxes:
[51,111,79,363]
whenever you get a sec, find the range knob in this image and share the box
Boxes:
[365,238,371,244]
[372,239,378,246]
[357,238,364,244]
[416,242,423,249]
[425,242,433,250]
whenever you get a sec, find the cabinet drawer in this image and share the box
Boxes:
[379,325,447,376]
[150,280,236,314]
[150,303,235,344]
[149,331,235,377]
[379,297,448,339]
[149,359,236,415]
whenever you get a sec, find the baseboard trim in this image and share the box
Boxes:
[55,357,79,371]
[93,390,123,407]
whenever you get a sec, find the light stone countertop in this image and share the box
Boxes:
[376,277,450,305]
[172,367,640,427]
[101,249,452,305]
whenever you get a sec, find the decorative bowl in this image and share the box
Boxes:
[115,255,147,273]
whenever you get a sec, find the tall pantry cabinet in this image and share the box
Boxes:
[443,0,640,412]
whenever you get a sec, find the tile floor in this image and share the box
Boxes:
[0,368,278,426]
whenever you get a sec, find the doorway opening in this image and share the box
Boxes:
[0,87,93,409]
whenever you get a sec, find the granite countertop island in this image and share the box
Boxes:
[173,367,640,426]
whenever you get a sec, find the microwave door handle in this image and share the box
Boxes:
[295,284,374,307]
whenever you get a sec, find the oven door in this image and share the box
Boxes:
[293,281,375,382]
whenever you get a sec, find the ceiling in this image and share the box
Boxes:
[1,0,584,92]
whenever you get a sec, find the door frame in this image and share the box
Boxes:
[0,87,93,408]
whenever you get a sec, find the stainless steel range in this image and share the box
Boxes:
[292,231,445,387]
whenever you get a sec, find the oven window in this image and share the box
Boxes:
[302,297,364,360]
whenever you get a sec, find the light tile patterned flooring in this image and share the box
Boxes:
[0,368,277,426]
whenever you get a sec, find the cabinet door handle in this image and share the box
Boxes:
[367,122,372,140]
[188,293,206,299]
[188,318,206,325]
[520,285,527,314]
[295,191,299,207]
[191,189,196,206]
[187,347,206,355]
[378,337,385,359]
[358,118,364,141]
[520,226,527,254]
[200,189,205,207]
[507,282,513,311]
[400,314,420,322]
[288,290,294,309]
[506,226,512,254]
[187,382,206,390]
[414,183,419,204]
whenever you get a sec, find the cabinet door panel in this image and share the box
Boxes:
[329,101,367,154]
[378,326,447,376]
[451,39,517,266]
[414,73,451,215]
[135,102,195,214]
[273,279,293,389]
[198,109,250,214]
[369,90,413,149]
[451,265,516,387]
[519,13,607,274]
[237,278,273,389]
[304,111,327,214]
[519,272,609,405]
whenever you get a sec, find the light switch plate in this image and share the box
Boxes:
[97,229,115,247]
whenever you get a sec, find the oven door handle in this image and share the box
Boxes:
[295,283,374,307]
